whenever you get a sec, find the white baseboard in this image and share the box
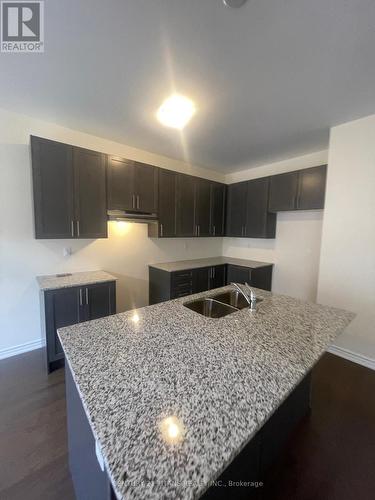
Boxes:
[328,345,375,371]
[0,338,44,360]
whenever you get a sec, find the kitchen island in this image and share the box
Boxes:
[58,286,354,500]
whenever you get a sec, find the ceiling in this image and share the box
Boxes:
[1,0,375,172]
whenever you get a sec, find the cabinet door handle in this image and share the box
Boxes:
[213,225,216,236]
[79,289,83,306]
[71,220,75,237]
[136,195,140,209]
[160,223,163,237]
[213,267,215,278]
[76,220,80,237]
[85,288,89,305]
[197,225,200,237]
[132,194,136,209]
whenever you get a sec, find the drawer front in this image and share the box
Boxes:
[171,287,192,299]
[171,270,193,285]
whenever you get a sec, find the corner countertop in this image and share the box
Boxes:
[36,270,117,291]
[58,286,354,500]
[149,256,273,273]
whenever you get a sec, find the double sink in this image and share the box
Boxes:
[184,289,263,318]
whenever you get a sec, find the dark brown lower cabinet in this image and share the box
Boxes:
[148,263,272,305]
[65,362,311,500]
[226,264,273,291]
[41,281,116,372]
[149,265,227,304]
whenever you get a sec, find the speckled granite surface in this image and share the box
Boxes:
[58,287,354,500]
[149,257,273,272]
[37,270,117,290]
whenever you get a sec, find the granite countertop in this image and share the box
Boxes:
[37,270,117,291]
[58,287,354,500]
[149,256,274,272]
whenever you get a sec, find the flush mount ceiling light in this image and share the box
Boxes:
[156,94,196,130]
[223,0,248,7]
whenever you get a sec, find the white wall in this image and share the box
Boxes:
[0,108,224,355]
[223,151,328,302]
[317,115,375,359]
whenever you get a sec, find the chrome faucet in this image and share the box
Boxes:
[231,282,257,308]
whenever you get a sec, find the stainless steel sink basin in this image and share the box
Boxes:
[211,290,263,310]
[183,298,238,318]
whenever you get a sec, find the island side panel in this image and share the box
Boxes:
[202,371,311,499]
[65,363,113,500]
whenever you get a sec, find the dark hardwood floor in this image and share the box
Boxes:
[0,349,374,500]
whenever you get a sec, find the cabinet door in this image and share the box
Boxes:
[195,178,211,237]
[31,136,74,239]
[210,183,226,236]
[45,287,81,363]
[158,169,177,237]
[134,161,158,213]
[226,265,251,285]
[246,178,276,238]
[210,265,226,289]
[107,156,135,211]
[268,171,299,212]
[84,282,116,321]
[176,174,196,237]
[297,165,327,210]
[250,266,273,291]
[226,182,247,237]
[192,268,211,293]
[74,147,107,239]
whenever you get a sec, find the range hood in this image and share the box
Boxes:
[107,209,158,224]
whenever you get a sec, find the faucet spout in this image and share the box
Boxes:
[231,282,257,307]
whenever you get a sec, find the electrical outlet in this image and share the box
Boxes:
[63,247,72,257]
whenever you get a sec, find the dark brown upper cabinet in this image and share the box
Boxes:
[297,165,327,210]
[268,171,299,212]
[195,178,211,237]
[73,147,107,239]
[107,156,158,214]
[226,182,248,237]
[150,170,227,239]
[148,168,177,238]
[210,182,226,237]
[268,165,327,212]
[106,157,134,211]
[134,161,158,213]
[226,179,275,238]
[31,136,107,239]
[245,177,276,238]
[176,173,196,237]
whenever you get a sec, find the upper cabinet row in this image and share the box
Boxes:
[148,170,226,238]
[31,136,326,240]
[226,165,327,238]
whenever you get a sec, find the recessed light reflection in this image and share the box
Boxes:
[156,94,196,130]
[159,416,185,444]
[131,312,140,323]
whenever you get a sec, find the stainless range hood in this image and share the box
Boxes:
[107,209,158,224]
